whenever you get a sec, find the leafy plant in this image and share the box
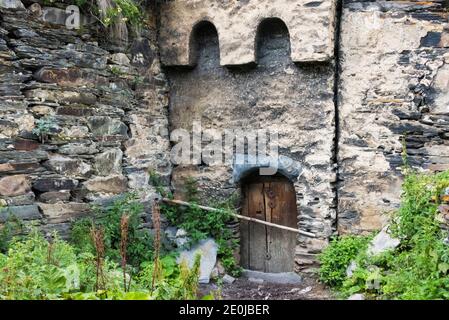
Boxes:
[32,116,58,143]
[0,214,24,254]
[70,193,154,268]
[137,253,201,300]
[110,65,125,76]
[322,169,449,300]
[150,175,242,277]
[318,235,371,288]
[101,0,143,27]
[0,230,80,299]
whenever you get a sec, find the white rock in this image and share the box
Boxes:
[177,238,218,284]
[175,228,189,247]
[222,274,236,284]
[111,53,131,66]
[367,225,400,256]
[299,286,313,294]
[346,260,357,277]
[175,237,189,247]
[176,228,187,237]
[164,227,178,241]
[0,0,25,10]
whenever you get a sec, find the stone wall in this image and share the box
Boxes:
[161,2,337,272]
[159,0,336,66]
[338,0,449,234]
[1,0,449,272]
[0,0,171,236]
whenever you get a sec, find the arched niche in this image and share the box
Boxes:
[187,20,221,69]
[254,18,292,66]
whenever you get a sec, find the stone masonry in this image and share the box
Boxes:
[338,1,449,234]
[0,0,171,236]
[0,0,449,272]
[160,1,337,272]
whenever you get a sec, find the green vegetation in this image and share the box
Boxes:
[0,215,23,254]
[150,173,242,277]
[74,0,144,30]
[318,235,371,288]
[319,169,449,300]
[101,0,143,28]
[71,193,154,267]
[0,180,234,300]
[0,231,202,300]
[110,65,125,76]
[32,116,58,143]
[0,191,205,301]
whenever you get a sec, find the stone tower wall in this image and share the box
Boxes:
[0,0,448,271]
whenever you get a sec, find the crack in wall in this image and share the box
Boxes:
[332,0,343,234]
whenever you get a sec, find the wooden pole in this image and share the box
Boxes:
[160,198,316,238]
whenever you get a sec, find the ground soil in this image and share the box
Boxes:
[199,274,334,300]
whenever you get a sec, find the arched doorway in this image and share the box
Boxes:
[240,172,298,273]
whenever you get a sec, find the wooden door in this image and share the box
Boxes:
[240,175,297,273]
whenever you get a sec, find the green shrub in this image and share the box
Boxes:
[136,253,201,300]
[70,193,154,268]
[32,116,58,143]
[153,176,242,277]
[318,235,371,288]
[0,229,203,300]
[0,231,80,299]
[102,0,143,27]
[324,169,449,300]
[0,214,23,254]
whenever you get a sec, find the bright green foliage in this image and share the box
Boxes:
[318,235,371,287]
[137,254,201,300]
[0,230,202,300]
[0,231,79,299]
[101,0,143,27]
[73,0,144,33]
[321,170,449,300]
[71,193,154,267]
[153,176,242,277]
[0,215,23,254]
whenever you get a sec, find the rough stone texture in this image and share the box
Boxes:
[0,174,30,196]
[0,0,25,10]
[166,16,336,272]
[0,204,41,222]
[0,2,171,236]
[44,155,92,178]
[338,1,449,234]
[84,175,128,195]
[367,225,400,256]
[1,0,449,271]
[38,202,90,223]
[94,148,123,176]
[159,0,337,66]
[222,274,236,284]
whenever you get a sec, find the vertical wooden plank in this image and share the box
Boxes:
[240,175,298,273]
[263,182,272,273]
[247,182,267,271]
[240,184,250,269]
[266,180,297,273]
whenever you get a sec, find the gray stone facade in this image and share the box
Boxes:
[0,0,171,236]
[0,0,448,272]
